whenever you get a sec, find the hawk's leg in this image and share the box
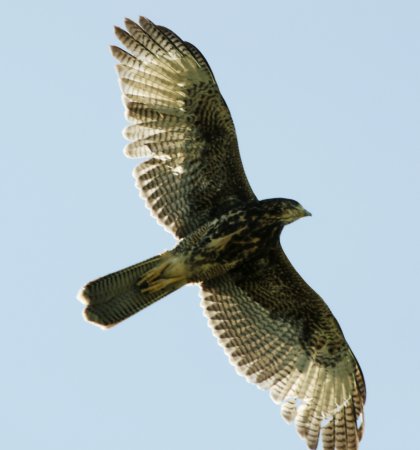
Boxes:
[137,252,172,286]
[137,251,188,293]
[140,276,186,293]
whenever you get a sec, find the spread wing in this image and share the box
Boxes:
[112,17,256,238]
[201,246,366,450]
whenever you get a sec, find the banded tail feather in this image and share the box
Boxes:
[78,252,186,328]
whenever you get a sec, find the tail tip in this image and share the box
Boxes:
[83,307,114,330]
[77,286,89,305]
[77,286,113,329]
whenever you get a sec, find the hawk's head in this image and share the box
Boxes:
[262,198,311,225]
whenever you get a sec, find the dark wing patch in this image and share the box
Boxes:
[113,17,256,238]
[201,247,365,450]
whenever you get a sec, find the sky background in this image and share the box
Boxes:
[1,1,419,449]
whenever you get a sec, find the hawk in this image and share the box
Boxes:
[78,16,366,450]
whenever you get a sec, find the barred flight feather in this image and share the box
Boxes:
[183,42,217,83]
[201,254,365,450]
[113,17,256,239]
[157,26,191,56]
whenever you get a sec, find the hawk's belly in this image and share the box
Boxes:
[172,205,281,283]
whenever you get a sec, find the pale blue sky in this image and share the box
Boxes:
[1,1,419,449]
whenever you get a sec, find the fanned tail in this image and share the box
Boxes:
[78,253,186,328]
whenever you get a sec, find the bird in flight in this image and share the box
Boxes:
[78,16,366,450]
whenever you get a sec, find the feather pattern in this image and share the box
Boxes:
[113,17,256,238]
[201,246,366,450]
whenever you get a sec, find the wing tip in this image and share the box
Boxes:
[139,16,150,27]
[110,45,121,58]
[124,17,138,28]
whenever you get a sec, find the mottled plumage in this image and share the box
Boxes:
[78,17,366,450]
